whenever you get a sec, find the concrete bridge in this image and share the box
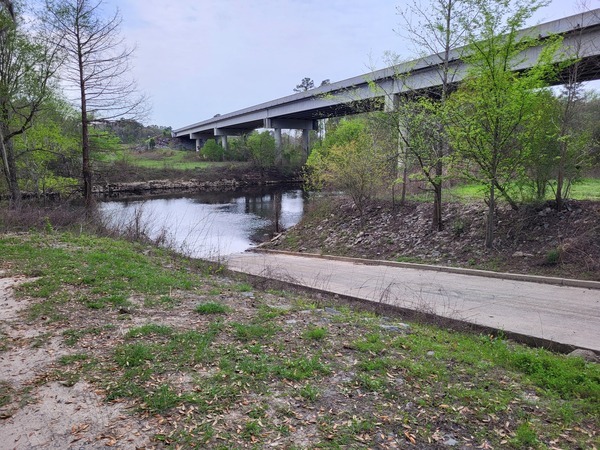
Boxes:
[173,9,600,159]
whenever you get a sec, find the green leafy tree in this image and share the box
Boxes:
[389,0,481,229]
[0,0,61,207]
[247,130,276,168]
[200,139,223,161]
[306,119,390,215]
[15,94,80,197]
[446,0,556,249]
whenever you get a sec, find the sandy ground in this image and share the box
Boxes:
[0,273,152,450]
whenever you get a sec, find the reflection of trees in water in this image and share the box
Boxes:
[103,185,306,248]
[242,191,283,233]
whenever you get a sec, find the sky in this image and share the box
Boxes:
[99,0,600,128]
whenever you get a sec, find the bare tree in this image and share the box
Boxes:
[45,0,147,207]
[1,0,61,208]
[554,3,599,210]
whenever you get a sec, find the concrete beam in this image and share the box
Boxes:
[264,118,318,130]
[214,128,251,136]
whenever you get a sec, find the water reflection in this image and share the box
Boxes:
[98,187,306,259]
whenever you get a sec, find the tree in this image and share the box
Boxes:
[552,6,599,210]
[0,0,61,207]
[200,139,223,161]
[446,0,555,249]
[393,0,480,230]
[306,118,391,215]
[293,77,315,93]
[247,130,276,168]
[45,0,147,208]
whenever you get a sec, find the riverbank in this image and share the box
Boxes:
[93,159,301,197]
[1,232,598,448]
[263,197,600,281]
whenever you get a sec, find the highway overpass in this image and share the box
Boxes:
[173,9,600,159]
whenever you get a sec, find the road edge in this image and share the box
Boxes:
[251,249,600,290]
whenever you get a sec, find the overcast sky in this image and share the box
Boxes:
[100,0,599,128]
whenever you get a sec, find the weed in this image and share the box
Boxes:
[0,381,13,408]
[231,323,278,342]
[452,218,466,236]
[353,333,386,354]
[114,343,155,367]
[242,420,262,440]
[274,355,330,381]
[303,326,327,340]
[194,302,229,315]
[298,383,320,402]
[145,384,180,412]
[511,422,539,447]
[235,282,253,293]
[545,248,561,265]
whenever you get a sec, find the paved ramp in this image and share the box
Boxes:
[225,251,600,353]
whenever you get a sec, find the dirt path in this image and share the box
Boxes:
[0,274,151,450]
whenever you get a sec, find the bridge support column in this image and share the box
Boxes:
[264,118,317,166]
[191,133,213,152]
[220,135,229,155]
[301,129,310,162]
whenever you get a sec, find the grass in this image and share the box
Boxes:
[194,302,229,315]
[119,149,230,171]
[1,231,598,448]
[447,177,600,202]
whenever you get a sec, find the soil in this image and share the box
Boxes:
[263,197,600,281]
[0,274,153,449]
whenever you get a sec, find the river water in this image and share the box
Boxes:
[98,186,306,259]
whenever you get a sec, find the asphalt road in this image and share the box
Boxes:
[225,251,600,353]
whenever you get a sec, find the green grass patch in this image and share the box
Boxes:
[303,326,327,341]
[231,323,278,342]
[114,343,155,367]
[0,233,200,314]
[0,381,13,408]
[194,302,229,315]
[122,149,228,170]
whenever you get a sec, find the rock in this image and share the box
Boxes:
[568,349,600,363]
[324,307,341,315]
[241,292,254,298]
[443,436,458,446]
[426,351,435,357]
[380,324,410,333]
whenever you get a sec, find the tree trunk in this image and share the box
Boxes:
[485,183,495,249]
[0,125,20,208]
[432,157,444,231]
[555,143,565,211]
[432,182,442,232]
[78,38,94,209]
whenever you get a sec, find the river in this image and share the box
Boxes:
[98,186,306,259]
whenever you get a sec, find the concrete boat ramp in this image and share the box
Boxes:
[225,251,600,355]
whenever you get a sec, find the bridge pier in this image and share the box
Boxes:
[190,132,213,152]
[264,118,317,166]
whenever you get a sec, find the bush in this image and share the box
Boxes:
[201,139,224,161]
[247,131,276,168]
